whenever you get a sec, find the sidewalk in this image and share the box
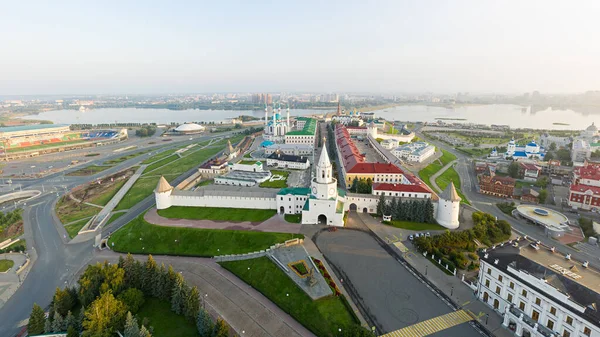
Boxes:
[360,215,514,337]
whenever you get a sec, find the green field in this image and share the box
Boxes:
[141,149,178,164]
[0,259,15,272]
[144,155,177,173]
[56,198,99,224]
[384,220,446,231]
[104,150,149,165]
[259,170,289,188]
[64,218,90,239]
[157,206,276,222]
[220,257,359,337]
[115,176,161,211]
[418,149,456,188]
[88,180,127,206]
[7,140,89,153]
[66,165,112,176]
[136,298,199,337]
[284,214,302,223]
[108,215,301,257]
[457,147,490,157]
[434,167,470,205]
[515,180,536,188]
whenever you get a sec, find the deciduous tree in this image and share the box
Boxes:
[82,291,127,337]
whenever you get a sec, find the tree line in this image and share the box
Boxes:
[28,254,230,337]
[376,194,435,224]
[413,212,511,270]
[136,125,157,138]
[349,177,373,194]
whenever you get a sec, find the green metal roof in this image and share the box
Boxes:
[277,187,311,196]
[287,118,316,136]
[337,188,347,197]
[303,199,310,211]
[0,123,68,133]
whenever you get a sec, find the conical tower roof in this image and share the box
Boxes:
[440,181,461,202]
[156,176,173,193]
[317,141,331,169]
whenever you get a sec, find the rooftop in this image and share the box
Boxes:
[267,151,309,163]
[347,162,404,174]
[278,187,311,196]
[481,238,600,326]
[372,182,431,194]
[570,184,600,195]
[287,117,316,136]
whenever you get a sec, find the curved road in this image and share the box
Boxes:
[0,131,233,336]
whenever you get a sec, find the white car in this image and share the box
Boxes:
[409,235,414,241]
[425,232,431,237]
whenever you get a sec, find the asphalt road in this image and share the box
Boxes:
[0,131,237,336]
[316,229,480,337]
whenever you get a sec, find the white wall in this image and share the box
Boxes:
[169,194,277,209]
[277,194,309,214]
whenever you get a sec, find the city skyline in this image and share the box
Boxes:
[1,0,599,95]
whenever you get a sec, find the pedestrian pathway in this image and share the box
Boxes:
[430,159,457,193]
[356,213,513,337]
[380,310,472,337]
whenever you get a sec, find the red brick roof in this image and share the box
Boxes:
[347,163,404,174]
[373,183,430,194]
[520,163,540,171]
[574,165,600,182]
[570,184,600,195]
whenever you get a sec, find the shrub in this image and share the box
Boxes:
[117,288,145,314]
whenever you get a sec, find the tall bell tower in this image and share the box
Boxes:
[311,141,338,200]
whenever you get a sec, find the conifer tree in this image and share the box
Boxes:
[376,193,386,216]
[166,265,177,301]
[196,309,213,337]
[171,273,186,315]
[212,318,229,337]
[156,263,168,301]
[143,255,158,296]
[425,198,435,223]
[66,326,78,337]
[27,303,46,335]
[139,325,152,337]
[64,310,76,331]
[124,311,141,337]
[185,286,200,322]
[77,308,85,332]
[44,318,52,334]
[51,311,64,332]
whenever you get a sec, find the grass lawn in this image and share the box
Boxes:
[457,147,490,157]
[434,166,470,205]
[88,180,127,206]
[284,214,302,223]
[141,148,178,164]
[106,212,125,225]
[144,155,177,174]
[108,215,302,257]
[64,218,90,239]
[157,206,276,222]
[115,176,162,210]
[220,257,359,337]
[136,298,198,337]
[384,220,446,231]
[56,197,100,224]
[66,165,113,176]
[7,140,89,153]
[259,170,289,188]
[0,259,15,272]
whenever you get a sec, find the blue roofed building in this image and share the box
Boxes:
[504,138,545,160]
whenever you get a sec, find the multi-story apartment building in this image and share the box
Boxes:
[478,238,600,337]
[569,160,600,211]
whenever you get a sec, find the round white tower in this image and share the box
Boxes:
[155,176,173,210]
[367,121,377,138]
[435,182,460,229]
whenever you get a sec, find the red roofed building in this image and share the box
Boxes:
[569,184,600,210]
[372,182,435,200]
[479,174,516,198]
[573,161,600,187]
[519,162,541,181]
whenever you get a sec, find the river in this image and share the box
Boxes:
[21,104,600,130]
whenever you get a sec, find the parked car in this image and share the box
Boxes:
[425,232,431,237]
[409,234,414,241]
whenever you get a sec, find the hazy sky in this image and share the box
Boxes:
[1,1,599,95]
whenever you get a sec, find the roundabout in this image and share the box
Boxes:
[515,205,570,237]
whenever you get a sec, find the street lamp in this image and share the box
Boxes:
[451,286,454,296]
[425,265,428,276]
[485,314,489,325]
[203,293,208,309]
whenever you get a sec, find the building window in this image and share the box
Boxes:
[487,268,491,275]
[566,316,573,326]
[535,298,541,306]
[495,286,500,294]
[507,293,513,303]
[547,319,554,330]
[584,327,591,336]
[563,330,570,337]
[485,279,490,288]
[519,302,525,310]
[550,307,556,316]
[522,289,528,297]
[498,275,503,282]
[509,282,514,289]
[532,310,539,322]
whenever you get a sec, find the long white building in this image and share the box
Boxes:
[478,238,600,337]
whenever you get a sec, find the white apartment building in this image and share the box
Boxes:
[478,238,600,337]
[572,140,592,164]
[393,141,436,163]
